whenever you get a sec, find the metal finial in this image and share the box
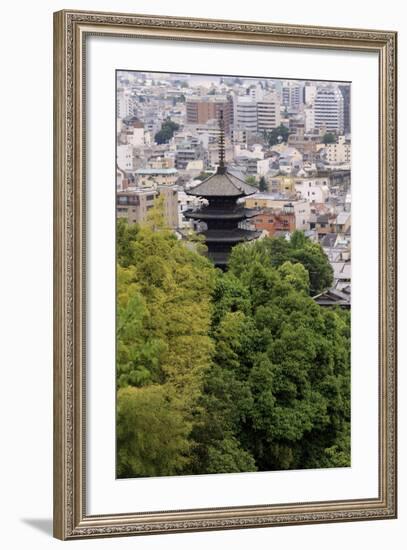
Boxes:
[217,109,226,174]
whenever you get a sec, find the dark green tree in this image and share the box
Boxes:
[228,231,333,295]
[266,124,291,146]
[154,118,180,144]
[322,132,336,144]
[259,176,268,192]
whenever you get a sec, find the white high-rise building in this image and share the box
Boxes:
[235,97,258,133]
[117,90,135,119]
[257,92,281,133]
[304,106,315,132]
[249,84,265,102]
[314,86,344,133]
[282,81,302,110]
[304,82,318,105]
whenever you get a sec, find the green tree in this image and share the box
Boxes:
[258,176,268,192]
[116,205,218,477]
[154,118,180,144]
[117,217,139,268]
[117,385,191,477]
[322,132,336,144]
[224,258,349,471]
[228,231,333,295]
[191,254,350,474]
[266,124,291,146]
[188,308,259,474]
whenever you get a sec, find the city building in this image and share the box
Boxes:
[287,128,326,161]
[252,204,296,236]
[303,82,317,105]
[244,194,310,231]
[339,84,351,134]
[235,97,258,134]
[313,86,344,134]
[325,135,351,165]
[186,95,234,133]
[314,213,337,237]
[257,92,281,133]
[116,186,179,228]
[230,126,248,145]
[134,167,178,187]
[304,106,315,133]
[267,175,296,195]
[282,81,302,111]
[127,120,145,147]
[117,89,135,119]
[294,177,330,203]
[117,144,134,172]
[335,211,351,233]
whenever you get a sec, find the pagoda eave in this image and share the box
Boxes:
[202,229,262,243]
[184,208,258,221]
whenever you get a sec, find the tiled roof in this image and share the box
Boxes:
[186,170,258,197]
[135,168,178,175]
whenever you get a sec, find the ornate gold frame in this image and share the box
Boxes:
[53,9,397,540]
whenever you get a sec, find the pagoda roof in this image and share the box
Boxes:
[184,207,259,220]
[202,228,262,243]
[187,169,258,197]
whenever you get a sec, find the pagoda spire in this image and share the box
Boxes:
[217,109,226,174]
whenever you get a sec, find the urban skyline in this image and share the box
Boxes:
[116,70,351,302]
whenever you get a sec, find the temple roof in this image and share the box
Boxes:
[202,228,262,243]
[187,170,258,197]
[184,207,259,220]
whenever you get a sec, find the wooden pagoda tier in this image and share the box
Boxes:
[184,168,261,267]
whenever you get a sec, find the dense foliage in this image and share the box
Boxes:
[116,207,350,478]
[154,119,180,144]
[322,132,337,144]
[265,124,291,146]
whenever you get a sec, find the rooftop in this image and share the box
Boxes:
[135,168,178,175]
[336,212,351,225]
[202,228,262,243]
[187,171,258,197]
[313,288,351,308]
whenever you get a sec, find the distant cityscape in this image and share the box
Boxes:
[116,71,351,307]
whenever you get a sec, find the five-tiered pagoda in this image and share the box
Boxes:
[184,113,261,268]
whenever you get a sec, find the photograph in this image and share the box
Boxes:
[115,70,352,479]
[52,9,396,539]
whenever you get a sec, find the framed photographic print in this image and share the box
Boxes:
[53,9,397,540]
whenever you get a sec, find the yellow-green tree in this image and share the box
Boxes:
[116,202,217,477]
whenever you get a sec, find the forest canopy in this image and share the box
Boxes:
[116,209,350,478]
